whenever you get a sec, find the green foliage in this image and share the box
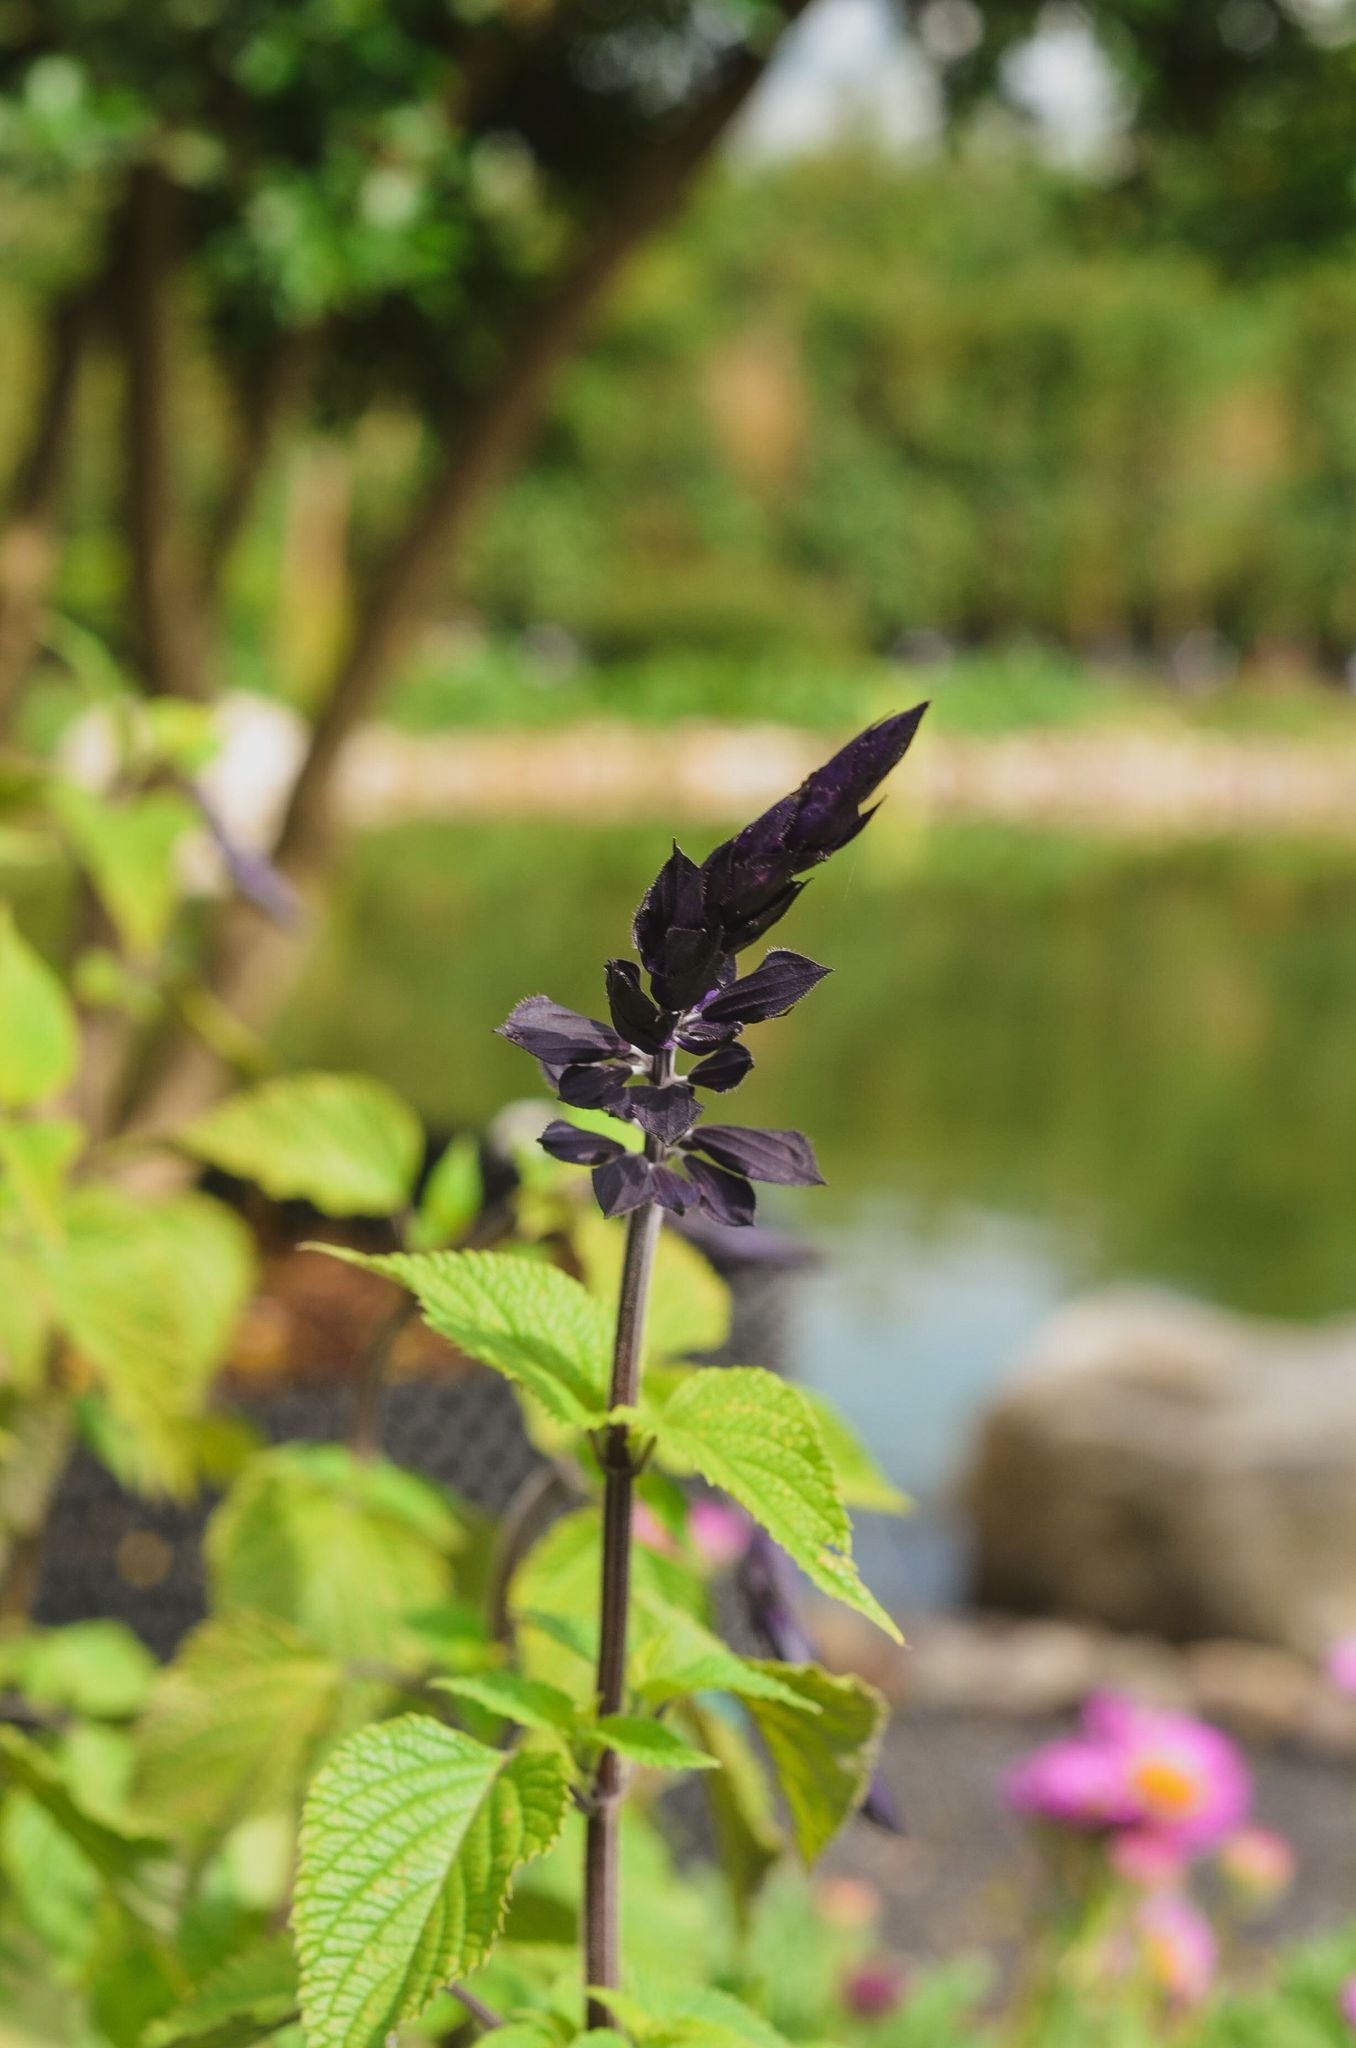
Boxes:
[408,1133,483,1250]
[142,1936,298,2048]
[53,785,197,960]
[293,1716,571,2048]
[741,1665,887,1867]
[206,1443,464,1662]
[182,1073,424,1218]
[0,907,78,1108]
[645,1368,902,1642]
[324,1247,614,1426]
[591,1716,716,1775]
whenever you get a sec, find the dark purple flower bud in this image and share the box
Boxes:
[650,1164,697,1214]
[702,949,830,1026]
[592,1153,656,1218]
[682,1154,757,1228]
[633,843,705,974]
[539,1119,626,1166]
[685,1125,824,1188]
[627,1082,700,1148]
[500,995,626,1067]
[688,1043,753,1093]
[739,1525,816,1663]
[604,959,669,1054]
[860,1774,906,1837]
[650,928,728,1014]
[700,707,927,951]
[555,1063,631,1115]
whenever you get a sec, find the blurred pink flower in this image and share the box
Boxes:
[1005,1736,1142,1832]
[842,1959,906,2021]
[1005,1695,1250,1854]
[1327,1638,1356,1695]
[815,1875,882,1930]
[1217,1826,1296,1906]
[688,1497,752,1570]
[1136,1894,1217,2009]
[1109,1827,1186,1890]
[632,1503,678,1556]
[1339,1974,1356,2029]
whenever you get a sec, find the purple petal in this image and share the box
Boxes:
[556,1063,631,1115]
[702,950,830,1026]
[685,1125,824,1187]
[605,958,668,1053]
[674,1014,741,1053]
[592,1153,656,1218]
[626,1082,700,1147]
[650,1165,697,1214]
[688,1043,753,1093]
[192,783,303,929]
[682,1155,757,1227]
[633,843,705,973]
[540,1119,626,1167]
[500,995,626,1067]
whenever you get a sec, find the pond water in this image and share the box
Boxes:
[282,816,1356,1605]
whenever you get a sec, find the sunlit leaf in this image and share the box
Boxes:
[182,1072,423,1217]
[0,908,78,1109]
[408,1132,483,1250]
[321,1248,612,1426]
[574,1212,729,1362]
[294,1716,570,2048]
[593,1715,716,1774]
[646,1369,901,1641]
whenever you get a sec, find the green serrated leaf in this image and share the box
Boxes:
[606,1985,792,2048]
[52,1188,253,1496]
[0,1118,81,1237]
[142,1934,298,2048]
[130,1611,363,1843]
[594,1715,716,1773]
[744,1663,887,1865]
[320,1248,613,1427]
[574,1213,729,1362]
[433,1670,580,1735]
[294,1715,571,2048]
[629,1613,817,1715]
[409,1133,483,1250]
[801,1391,911,1514]
[684,1704,784,1919]
[207,1443,462,1663]
[54,784,196,958]
[0,909,78,1109]
[647,1369,901,1643]
[182,1072,423,1217]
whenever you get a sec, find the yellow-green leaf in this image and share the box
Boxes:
[744,1662,887,1865]
[322,1248,613,1426]
[295,1716,570,2048]
[647,1369,901,1643]
[182,1072,423,1218]
[0,909,78,1109]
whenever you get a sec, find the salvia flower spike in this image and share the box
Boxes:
[499,706,927,1223]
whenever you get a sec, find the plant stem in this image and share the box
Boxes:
[583,1054,670,2026]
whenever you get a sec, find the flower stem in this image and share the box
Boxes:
[583,1054,670,2026]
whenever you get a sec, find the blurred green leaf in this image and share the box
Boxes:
[408,1132,483,1249]
[0,910,78,1110]
[182,1072,423,1218]
[744,1663,887,1866]
[142,1933,298,2048]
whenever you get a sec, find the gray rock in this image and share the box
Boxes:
[963,1289,1356,1653]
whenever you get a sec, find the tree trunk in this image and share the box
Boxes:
[0,290,92,724]
[116,13,808,1137]
[122,163,210,701]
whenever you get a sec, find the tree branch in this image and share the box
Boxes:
[200,326,319,603]
[121,163,210,701]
